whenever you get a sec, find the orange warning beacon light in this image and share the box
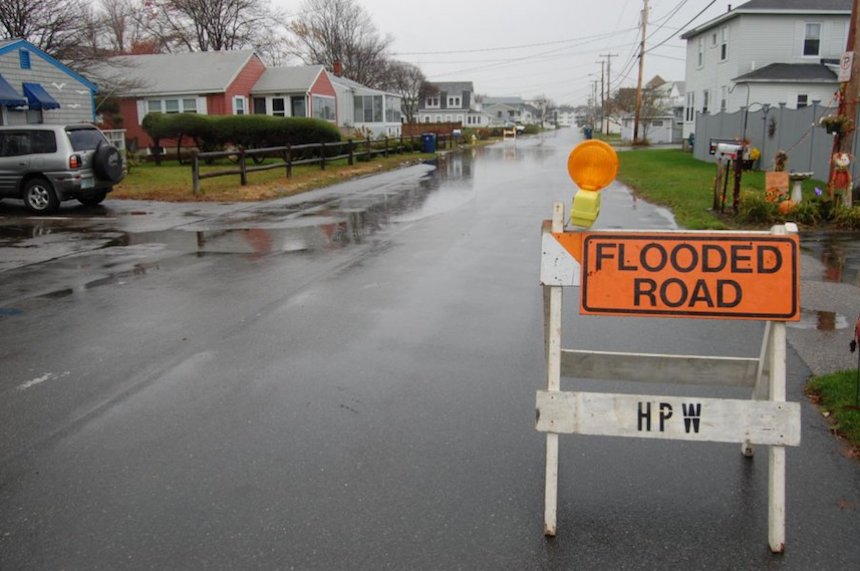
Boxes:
[566,140,619,228]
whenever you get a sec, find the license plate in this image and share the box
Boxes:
[81,177,94,189]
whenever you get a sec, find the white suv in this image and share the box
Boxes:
[0,124,124,213]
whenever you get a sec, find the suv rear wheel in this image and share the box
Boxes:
[23,178,59,213]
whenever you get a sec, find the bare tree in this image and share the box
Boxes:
[0,0,87,57]
[139,0,287,56]
[289,0,391,88]
[530,94,555,127]
[100,0,147,53]
[379,61,427,124]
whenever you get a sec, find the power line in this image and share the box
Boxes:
[392,29,637,56]
[646,0,717,54]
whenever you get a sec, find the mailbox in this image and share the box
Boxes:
[715,142,742,159]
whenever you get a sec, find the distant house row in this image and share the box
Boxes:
[1,40,553,152]
[416,82,543,128]
[0,42,403,151]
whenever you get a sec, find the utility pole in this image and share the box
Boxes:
[830,0,860,207]
[600,53,618,134]
[634,0,649,143]
[596,59,605,133]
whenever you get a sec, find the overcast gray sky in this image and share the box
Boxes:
[278,0,735,105]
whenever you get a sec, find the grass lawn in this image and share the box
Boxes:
[113,153,436,202]
[616,148,827,230]
[808,368,860,453]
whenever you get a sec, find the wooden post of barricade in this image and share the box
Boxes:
[536,202,801,551]
[767,223,788,553]
[542,202,565,537]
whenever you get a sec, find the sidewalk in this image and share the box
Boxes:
[791,244,860,376]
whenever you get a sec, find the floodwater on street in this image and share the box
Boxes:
[1,131,858,570]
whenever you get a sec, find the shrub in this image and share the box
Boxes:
[737,189,778,225]
[141,113,341,154]
[832,205,860,230]
[786,199,822,226]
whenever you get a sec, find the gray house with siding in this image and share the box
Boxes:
[0,39,98,126]
[680,0,850,138]
[417,81,487,126]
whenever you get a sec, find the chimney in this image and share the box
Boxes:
[727,4,731,11]
[333,60,343,76]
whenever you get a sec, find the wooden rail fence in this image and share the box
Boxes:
[191,135,454,195]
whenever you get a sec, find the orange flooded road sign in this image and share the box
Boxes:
[580,232,800,320]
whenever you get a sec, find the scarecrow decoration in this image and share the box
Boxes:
[829,152,853,207]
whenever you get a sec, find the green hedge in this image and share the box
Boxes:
[142,113,342,152]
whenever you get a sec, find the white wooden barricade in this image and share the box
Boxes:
[537,202,801,553]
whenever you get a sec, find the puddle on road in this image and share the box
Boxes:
[788,309,850,331]
[801,232,860,286]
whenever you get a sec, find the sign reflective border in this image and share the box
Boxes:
[580,232,800,320]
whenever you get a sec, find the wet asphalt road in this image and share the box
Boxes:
[0,130,858,569]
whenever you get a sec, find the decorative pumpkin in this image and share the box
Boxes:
[778,199,795,215]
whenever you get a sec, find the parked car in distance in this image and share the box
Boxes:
[0,124,124,213]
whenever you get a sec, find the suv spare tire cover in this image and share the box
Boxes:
[93,142,124,183]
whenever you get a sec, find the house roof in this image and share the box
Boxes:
[330,74,400,98]
[97,50,258,96]
[252,65,326,94]
[429,81,474,93]
[680,0,850,39]
[733,62,837,83]
[484,96,524,105]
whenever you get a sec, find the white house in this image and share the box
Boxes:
[331,75,402,138]
[680,0,850,138]
[417,82,488,127]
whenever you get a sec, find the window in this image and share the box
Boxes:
[448,96,460,107]
[797,94,809,108]
[353,95,383,122]
[312,95,335,121]
[385,96,400,122]
[697,37,704,67]
[30,130,57,153]
[233,96,246,115]
[712,33,717,46]
[272,97,285,117]
[424,116,430,123]
[720,86,727,112]
[292,97,306,117]
[652,120,664,127]
[686,92,695,122]
[253,97,267,114]
[146,98,198,114]
[425,96,440,108]
[19,50,30,70]
[803,23,821,56]
[720,26,728,60]
[702,89,710,114]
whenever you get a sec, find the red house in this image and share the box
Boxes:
[97,51,340,151]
